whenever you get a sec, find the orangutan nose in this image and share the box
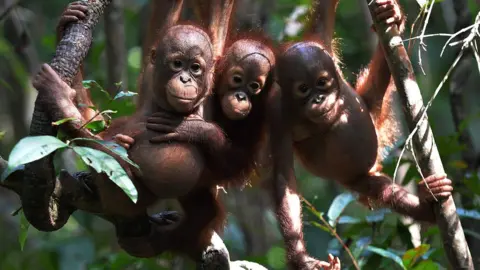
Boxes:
[180,75,191,84]
[313,94,326,104]
[235,92,247,102]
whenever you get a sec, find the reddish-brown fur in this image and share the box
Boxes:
[268,0,453,269]
[145,14,342,270]
[33,1,232,261]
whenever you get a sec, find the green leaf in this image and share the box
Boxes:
[113,91,138,100]
[70,138,139,170]
[367,246,406,270]
[402,244,430,268]
[72,146,138,203]
[0,131,5,140]
[82,80,112,100]
[1,136,68,181]
[412,260,439,270]
[327,192,356,227]
[85,120,107,134]
[18,209,30,251]
[52,117,77,126]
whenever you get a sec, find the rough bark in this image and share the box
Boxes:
[104,0,127,94]
[22,0,112,232]
[365,1,473,269]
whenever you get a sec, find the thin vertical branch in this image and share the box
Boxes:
[365,0,473,269]
[104,0,127,95]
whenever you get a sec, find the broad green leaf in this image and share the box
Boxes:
[402,244,430,268]
[114,90,138,100]
[70,138,139,170]
[457,208,480,220]
[52,117,77,126]
[412,260,439,270]
[72,146,138,203]
[18,209,30,251]
[0,131,5,140]
[266,246,286,270]
[367,246,406,270]
[85,120,106,134]
[1,136,68,181]
[365,208,390,222]
[327,192,356,227]
[337,216,362,224]
[1,164,25,182]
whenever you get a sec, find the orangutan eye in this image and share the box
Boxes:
[317,77,331,90]
[233,75,243,84]
[190,63,202,75]
[170,59,183,71]
[295,83,311,98]
[229,74,244,87]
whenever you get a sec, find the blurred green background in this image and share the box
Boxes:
[0,0,479,269]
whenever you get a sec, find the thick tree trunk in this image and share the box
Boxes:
[22,0,112,232]
[365,1,473,269]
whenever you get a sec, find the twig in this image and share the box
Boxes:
[301,197,360,270]
[417,0,435,75]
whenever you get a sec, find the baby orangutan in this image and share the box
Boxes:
[267,0,453,269]
[33,17,228,259]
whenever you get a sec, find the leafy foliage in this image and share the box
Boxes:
[1,136,68,181]
[72,146,138,203]
[1,135,138,203]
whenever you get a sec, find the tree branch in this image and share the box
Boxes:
[365,1,473,269]
[22,0,112,232]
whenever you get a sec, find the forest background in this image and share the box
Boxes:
[0,0,479,269]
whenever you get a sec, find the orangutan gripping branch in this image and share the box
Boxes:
[33,8,228,262]
[267,0,453,269]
